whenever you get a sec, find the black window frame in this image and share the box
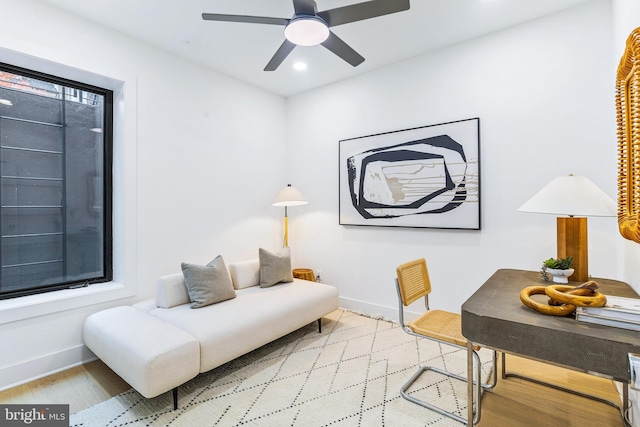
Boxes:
[0,61,113,300]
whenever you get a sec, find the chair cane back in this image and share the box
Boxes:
[395,259,496,425]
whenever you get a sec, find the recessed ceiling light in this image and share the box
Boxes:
[0,99,13,106]
[293,62,308,71]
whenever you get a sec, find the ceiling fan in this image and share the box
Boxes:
[202,0,411,71]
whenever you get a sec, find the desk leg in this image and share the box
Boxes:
[623,383,629,427]
[467,340,474,426]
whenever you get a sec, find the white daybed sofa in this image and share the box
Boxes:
[83,252,339,409]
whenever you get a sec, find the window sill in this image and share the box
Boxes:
[0,282,135,325]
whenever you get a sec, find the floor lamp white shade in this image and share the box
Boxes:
[272,184,308,247]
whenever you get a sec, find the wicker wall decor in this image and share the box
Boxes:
[616,27,640,243]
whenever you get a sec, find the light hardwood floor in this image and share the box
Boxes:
[0,360,129,415]
[0,354,625,426]
[479,355,624,427]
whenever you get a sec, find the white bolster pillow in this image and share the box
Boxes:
[156,272,190,308]
[228,258,260,289]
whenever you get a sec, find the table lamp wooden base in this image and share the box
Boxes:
[556,217,588,282]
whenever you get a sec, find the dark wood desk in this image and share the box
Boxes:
[461,269,640,426]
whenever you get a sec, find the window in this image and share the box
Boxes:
[0,63,112,299]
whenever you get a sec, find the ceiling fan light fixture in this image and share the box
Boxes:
[284,16,329,46]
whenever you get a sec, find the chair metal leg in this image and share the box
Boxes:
[401,344,494,425]
[481,349,498,391]
[401,366,469,425]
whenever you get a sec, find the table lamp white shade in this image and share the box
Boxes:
[272,184,308,247]
[518,175,616,282]
[517,175,616,217]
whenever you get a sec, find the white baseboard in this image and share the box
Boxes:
[338,296,421,323]
[0,345,96,392]
[1,300,417,393]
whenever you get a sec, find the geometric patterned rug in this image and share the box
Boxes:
[70,309,493,427]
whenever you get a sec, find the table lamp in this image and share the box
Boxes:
[272,184,308,247]
[518,174,616,282]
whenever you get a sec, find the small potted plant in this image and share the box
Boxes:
[541,256,574,283]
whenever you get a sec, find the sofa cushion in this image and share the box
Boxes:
[156,273,190,309]
[181,255,236,308]
[147,279,339,373]
[83,306,200,399]
[228,258,260,290]
[259,247,294,287]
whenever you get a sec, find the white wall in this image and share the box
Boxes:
[0,0,287,389]
[286,0,619,318]
[0,0,633,395]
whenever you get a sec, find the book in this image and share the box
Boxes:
[574,311,640,332]
[575,295,640,331]
[576,295,640,322]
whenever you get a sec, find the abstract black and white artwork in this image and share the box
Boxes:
[339,118,480,229]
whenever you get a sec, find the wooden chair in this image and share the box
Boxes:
[395,258,497,425]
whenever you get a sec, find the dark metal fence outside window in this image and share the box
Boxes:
[0,64,113,299]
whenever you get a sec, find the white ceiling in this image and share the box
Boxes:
[36,0,593,97]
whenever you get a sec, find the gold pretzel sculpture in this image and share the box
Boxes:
[519,281,607,316]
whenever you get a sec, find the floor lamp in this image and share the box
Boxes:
[518,175,616,282]
[272,184,308,247]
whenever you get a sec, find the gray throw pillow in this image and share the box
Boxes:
[181,255,236,308]
[259,247,294,288]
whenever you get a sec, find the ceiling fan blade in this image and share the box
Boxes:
[202,13,288,26]
[264,40,296,71]
[292,0,316,15]
[317,0,410,27]
[321,31,365,67]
